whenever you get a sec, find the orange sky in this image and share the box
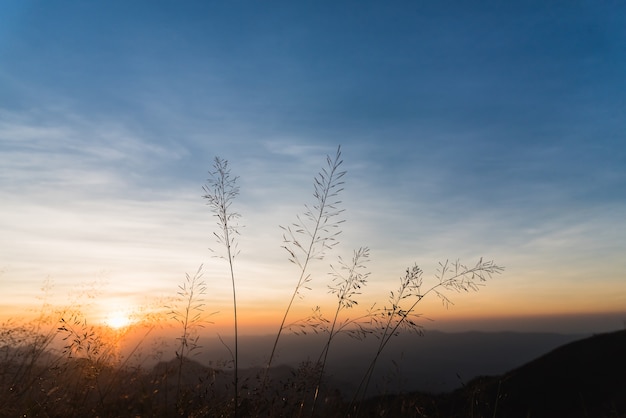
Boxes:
[2,268,624,338]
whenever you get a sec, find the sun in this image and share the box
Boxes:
[104,311,132,330]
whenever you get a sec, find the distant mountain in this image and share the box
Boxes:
[186,330,585,396]
[359,329,626,417]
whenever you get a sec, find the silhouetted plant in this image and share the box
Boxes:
[203,156,242,416]
[0,145,514,418]
[265,146,346,385]
[349,258,504,416]
[286,305,330,336]
[57,312,115,413]
[0,280,113,415]
[166,264,210,409]
[310,246,370,414]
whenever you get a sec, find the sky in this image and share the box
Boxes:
[0,0,625,335]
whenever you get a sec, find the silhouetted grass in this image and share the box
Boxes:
[203,156,242,417]
[267,145,346,375]
[0,146,520,417]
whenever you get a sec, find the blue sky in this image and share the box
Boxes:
[1,1,625,333]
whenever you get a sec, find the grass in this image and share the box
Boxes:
[267,145,346,379]
[0,145,507,417]
[203,156,241,417]
[165,264,210,410]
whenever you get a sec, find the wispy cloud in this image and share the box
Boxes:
[1,1,624,332]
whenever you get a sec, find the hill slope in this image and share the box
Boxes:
[360,329,626,417]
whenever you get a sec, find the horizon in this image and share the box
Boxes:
[1,1,625,337]
[4,319,622,397]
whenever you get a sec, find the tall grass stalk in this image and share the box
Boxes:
[309,247,370,415]
[58,311,125,412]
[203,156,241,416]
[265,146,346,383]
[349,258,504,416]
[166,265,208,407]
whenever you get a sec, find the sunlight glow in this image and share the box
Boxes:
[104,311,132,329]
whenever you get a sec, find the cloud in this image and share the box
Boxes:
[0,109,190,193]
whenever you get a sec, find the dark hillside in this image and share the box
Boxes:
[474,329,626,417]
[360,330,626,417]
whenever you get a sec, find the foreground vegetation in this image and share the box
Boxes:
[1,146,506,417]
[1,327,624,417]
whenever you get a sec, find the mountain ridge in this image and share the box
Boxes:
[360,329,626,417]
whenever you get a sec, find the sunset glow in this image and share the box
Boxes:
[0,1,624,338]
[1,4,625,416]
[104,311,132,330]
